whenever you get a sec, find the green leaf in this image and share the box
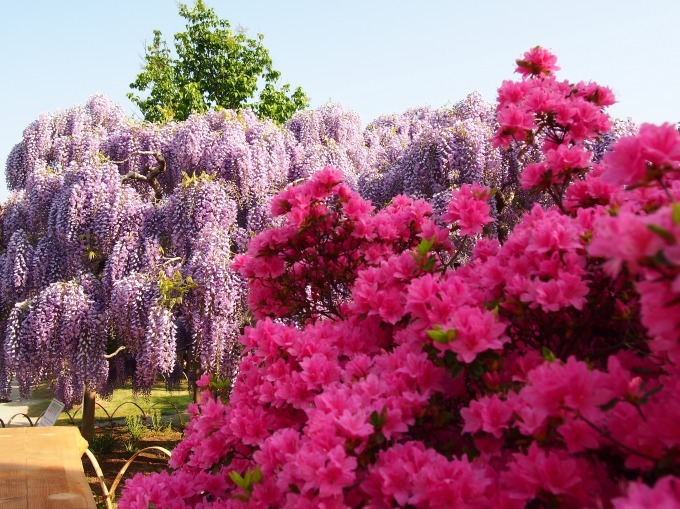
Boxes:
[229,470,245,489]
[427,326,457,344]
[369,407,387,430]
[469,361,486,379]
[540,346,556,362]
[443,350,458,364]
[422,254,437,272]
[157,270,197,310]
[447,361,463,379]
[416,237,435,257]
[652,250,674,267]
[673,203,680,226]
[647,223,676,244]
[369,410,380,428]
[427,327,446,343]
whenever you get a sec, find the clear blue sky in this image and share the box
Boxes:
[2,1,679,201]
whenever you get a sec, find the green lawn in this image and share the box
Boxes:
[28,381,193,427]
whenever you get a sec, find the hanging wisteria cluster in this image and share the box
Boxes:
[362,95,490,197]
[0,88,634,408]
[286,103,369,187]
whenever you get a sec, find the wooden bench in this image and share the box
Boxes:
[0,426,95,508]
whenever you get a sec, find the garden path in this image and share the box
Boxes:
[0,379,47,426]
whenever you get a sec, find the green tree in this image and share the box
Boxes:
[128,0,309,124]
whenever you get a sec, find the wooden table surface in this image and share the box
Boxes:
[0,426,95,509]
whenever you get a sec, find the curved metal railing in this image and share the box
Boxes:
[5,412,35,427]
[83,445,172,509]
[0,399,187,429]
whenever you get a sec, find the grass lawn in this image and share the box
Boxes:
[28,381,193,427]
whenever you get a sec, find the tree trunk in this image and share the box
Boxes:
[192,365,201,404]
[80,387,96,443]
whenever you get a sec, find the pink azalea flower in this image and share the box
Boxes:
[461,394,513,438]
[504,443,583,501]
[638,122,680,168]
[432,305,508,363]
[544,144,592,174]
[558,417,601,453]
[443,182,494,235]
[315,445,358,498]
[601,136,647,186]
[497,104,536,138]
[497,79,530,106]
[612,476,680,509]
[334,409,374,438]
[515,46,561,77]
[520,162,550,189]
[300,353,342,391]
[589,212,664,276]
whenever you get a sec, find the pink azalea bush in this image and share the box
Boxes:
[119,47,680,508]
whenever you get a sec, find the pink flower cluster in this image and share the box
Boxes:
[232,167,448,324]
[495,46,615,215]
[442,182,495,235]
[120,48,680,508]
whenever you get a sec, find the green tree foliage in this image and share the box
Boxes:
[128,0,309,124]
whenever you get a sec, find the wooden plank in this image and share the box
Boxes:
[0,427,95,509]
[0,427,27,509]
[0,498,27,509]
